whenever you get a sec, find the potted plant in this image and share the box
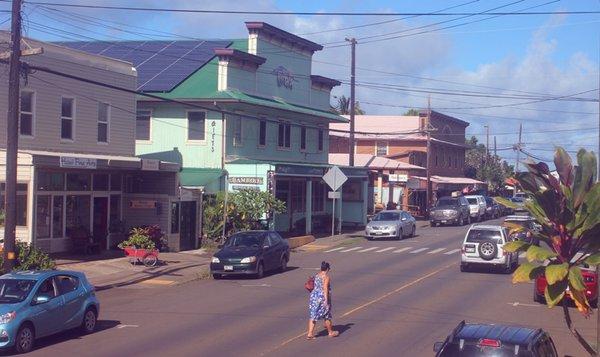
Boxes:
[118,228,159,267]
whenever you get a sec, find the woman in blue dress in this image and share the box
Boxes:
[307,261,339,339]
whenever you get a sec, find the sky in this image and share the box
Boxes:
[1,0,599,167]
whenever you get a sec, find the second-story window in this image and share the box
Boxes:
[376,141,388,156]
[233,116,243,146]
[187,111,206,141]
[136,110,151,141]
[259,120,267,147]
[97,103,109,143]
[300,126,307,151]
[318,129,324,151]
[20,91,34,136]
[61,97,74,140]
[278,122,291,149]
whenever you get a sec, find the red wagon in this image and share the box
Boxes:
[123,247,159,267]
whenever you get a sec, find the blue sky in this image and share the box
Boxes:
[1,0,599,165]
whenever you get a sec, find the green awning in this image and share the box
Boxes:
[179,168,224,188]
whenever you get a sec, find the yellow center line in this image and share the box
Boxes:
[264,262,455,355]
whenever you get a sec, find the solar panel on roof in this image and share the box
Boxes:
[58,40,231,92]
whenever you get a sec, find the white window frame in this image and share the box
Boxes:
[375,141,388,156]
[135,109,153,143]
[186,110,207,144]
[19,90,35,138]
[97,102,110,144]
[277,121,291,150]
[233,116,243,147]
[258,119,267,148]
[60,96,76,142]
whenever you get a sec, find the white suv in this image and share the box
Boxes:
[464,195,486,222]
[460,225,518,273]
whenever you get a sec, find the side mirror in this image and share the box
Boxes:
[433,342,444,353]
[32,295,50,305]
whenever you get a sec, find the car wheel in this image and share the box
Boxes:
[80,307,97,335]
[398,228,403,240]
[14,323,34,354]
[279,256,288,273]
[460,264,468,272]
[255,262,264,279]
[478,240,498,261]
[212,273,221,280]
[410,225,416,238]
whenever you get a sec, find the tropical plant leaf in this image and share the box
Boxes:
[568,266,587,292]
[568,284,591,315]
[545,263,569,285]
[579,183,600,233]
[573,149,597,209]
[526,245,557,263]
[584,253,600,266]
[544,279,567,307]
[494,196,518,209]
[503,240,530,253]
[515,172,539,194]
[512,262,545,283]
[554,147,574,187]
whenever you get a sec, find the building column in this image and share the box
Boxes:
[377,171,383,204]
[402,184,409,211]
[362,179,368,226]
[305,179,312,235]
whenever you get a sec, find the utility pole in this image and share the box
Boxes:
[3,0,23,272]
[494,136,497,157]
[515,123,523,174]
[345,37,357,166]
[425,97,432,211]
[485,125,490,158]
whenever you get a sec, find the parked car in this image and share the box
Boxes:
[0,270,99,353]
[484,196,502,219]
[504,215,541,245]
[429,196,470,227]
[510,196,527,212]
[464,195,487,222]
[534,256,597,307]
[497,197,515,216]
[365,210,416,240]
[460,224,518,273]
[210,231,290,279]
[434,320,558,356]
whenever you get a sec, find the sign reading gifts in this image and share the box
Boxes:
[59,156,97,169]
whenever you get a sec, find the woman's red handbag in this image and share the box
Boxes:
[305,276,315,292]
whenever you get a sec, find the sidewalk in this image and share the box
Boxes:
[56,249,210,291]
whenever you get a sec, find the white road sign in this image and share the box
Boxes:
[323,166,347,191]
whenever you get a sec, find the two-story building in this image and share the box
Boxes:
[330,111,484,214]
[67,22,370,235]
[0,33,184,253]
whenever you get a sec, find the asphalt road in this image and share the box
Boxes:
[16,219,596,356]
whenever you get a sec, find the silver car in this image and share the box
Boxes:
[365,210,416,240]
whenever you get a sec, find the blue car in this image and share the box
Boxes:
[0,270,99,353]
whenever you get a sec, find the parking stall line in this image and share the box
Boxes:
[340,247,363,252]
[358,247,379,253]
[376,247,395,253]
[324,247,345,253]
[393,247,412,253]
[410,248,429,254]
[444,248,461,255]
[427,248,445,254]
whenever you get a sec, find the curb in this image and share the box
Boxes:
[287,235,316,249]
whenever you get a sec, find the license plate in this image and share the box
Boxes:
[224,265,234,271]
[441,220,447,223]
[465,247,475,253]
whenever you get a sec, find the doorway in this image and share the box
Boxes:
[93,197,108,248]
[179,201,197,251]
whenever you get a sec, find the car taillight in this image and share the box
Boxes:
[478,339,501,348]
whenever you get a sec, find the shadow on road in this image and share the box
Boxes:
[316,323,355,337]
[216,266,300,280]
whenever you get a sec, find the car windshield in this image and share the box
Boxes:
[225,232,265,248]
[0,279,36,304]
[466,198,478,205]
[466,229,503,243]
[436,198,458,206]
[373,212,400,221]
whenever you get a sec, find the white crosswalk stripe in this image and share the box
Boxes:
[410,248,429,254]
[340,247,363,252]
[376,247,395,253]
[428,248,445,254]
[324,247,345,253]
[393,247,412,253]
[358,247,379,253]
[444,249,461,255]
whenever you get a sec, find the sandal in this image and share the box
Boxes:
[328,331,339,338]
[307,335,316,340]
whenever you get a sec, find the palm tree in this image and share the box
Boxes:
[333,95,365,115]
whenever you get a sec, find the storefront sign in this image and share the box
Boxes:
[276,165,324,177]
[141,159,160,171]
[228,177,263,185]
[272,66,297,90]
[210,121,216,153]
[59,156,97,169]
[389,174,408,183]
[232,185,260,191]
[129,200,156,209]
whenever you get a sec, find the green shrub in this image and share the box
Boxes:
[118,227,156,250]
[0,241,56,273]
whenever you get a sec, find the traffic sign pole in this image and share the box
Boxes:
[323,166,348,237]
[331,193,336,236]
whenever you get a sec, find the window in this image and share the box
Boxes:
[312,180,326,212]
[66,173,91,191]
[35,278,57,299]
[109,195,121,227]
[300,126,307,151]
[20,91,34,136]
[258,120,267,147]
[93,174,109,191]
[290,180,306,212]
[0,183,28,226]
[97,102,109,143]
[232,116,243,146]
[275,179,290,212]
[171,202,180,234]
[52,196,64,238]
[110,173,122,191]
[187,111,206,141]
[376,141,388,156]
[37,171,64,191]
[36,196,51,238]
[56,275,79,295]
[136,110,151,141]
[61,97,74,140]
[66,195,91,234]
[318,129,324,151]
[278,122,291,148]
